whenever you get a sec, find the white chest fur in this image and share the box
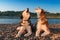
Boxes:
[22,12,30,20]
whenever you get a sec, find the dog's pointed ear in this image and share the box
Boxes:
[26,8,29,12]
[41,9,45,13]
[23,8,29,13]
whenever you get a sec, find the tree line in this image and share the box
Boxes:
[0,11,60,18]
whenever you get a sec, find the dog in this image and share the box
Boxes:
[35,7,50,37]
[15,8,32,38]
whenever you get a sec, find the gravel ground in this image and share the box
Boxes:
[0,24,60,40]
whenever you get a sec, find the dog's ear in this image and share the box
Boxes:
[23,8,29,13]
[26,8,29,12]
[41,9,45,13]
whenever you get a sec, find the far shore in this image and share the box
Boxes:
[0,16,60,19]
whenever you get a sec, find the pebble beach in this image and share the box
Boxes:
[0,24,60,40]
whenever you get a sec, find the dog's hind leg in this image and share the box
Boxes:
[15,27,25,38]
[41,25,50,37]
[24,26,32,37]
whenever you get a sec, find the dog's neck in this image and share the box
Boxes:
[37,13,40,19]
[37,13,41,21]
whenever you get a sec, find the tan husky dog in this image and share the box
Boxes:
[15,8,32,38]
[35,7,50,37]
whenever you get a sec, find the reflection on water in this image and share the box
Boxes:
[0,18,60,24]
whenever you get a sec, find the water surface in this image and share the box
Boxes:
[0,18,60,24]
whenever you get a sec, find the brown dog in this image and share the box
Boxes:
[35,7,50,37]
[15,8,32,38]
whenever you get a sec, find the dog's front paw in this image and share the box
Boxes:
[14,35,20,38]
[16,27,21,31]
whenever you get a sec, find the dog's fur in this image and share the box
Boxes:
[15,8,32,38]
[35,7,50,37]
